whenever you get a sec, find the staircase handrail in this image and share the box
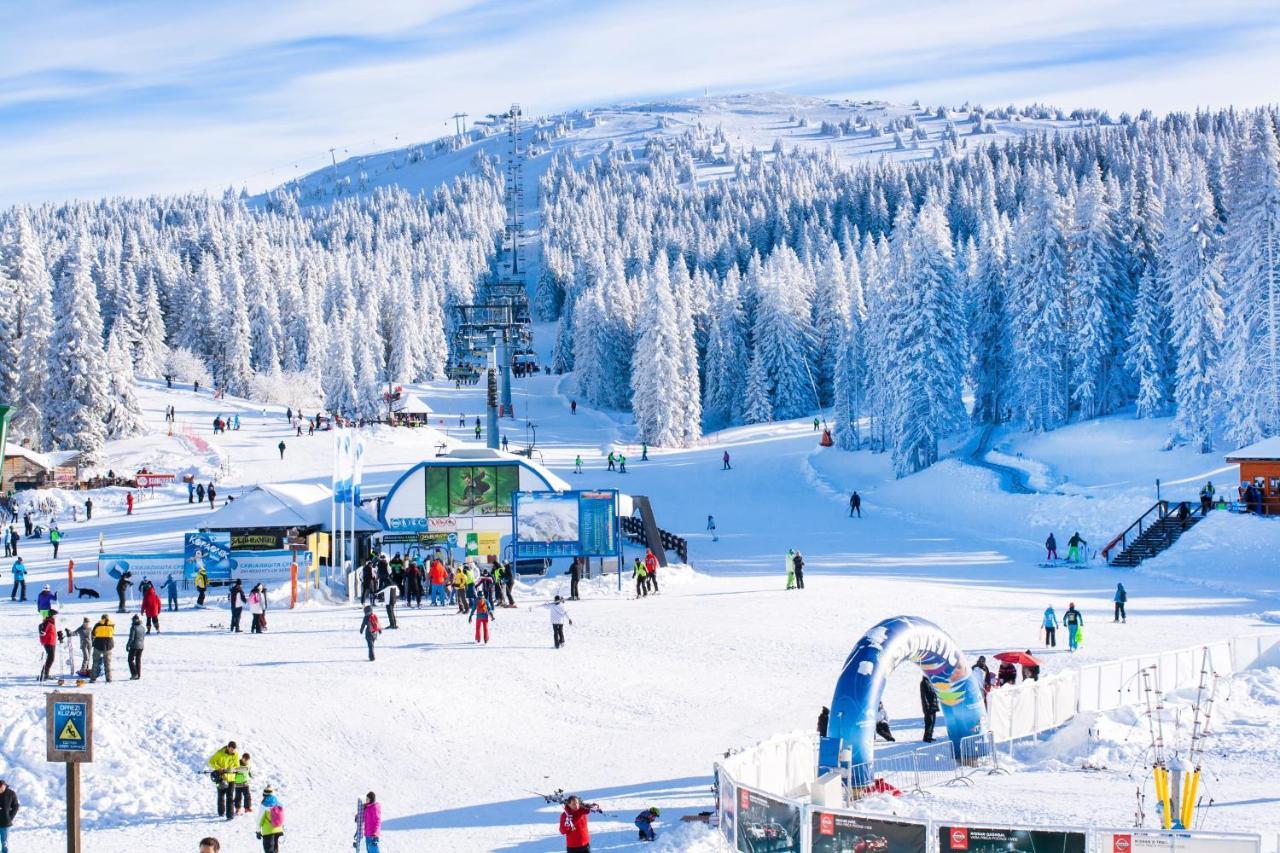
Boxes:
[1101,501,1168,563]
[1101,500,1207,564]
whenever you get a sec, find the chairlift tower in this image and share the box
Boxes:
[501,103,525,278]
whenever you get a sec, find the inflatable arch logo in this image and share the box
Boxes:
[819,615,986,775]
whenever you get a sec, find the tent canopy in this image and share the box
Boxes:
[201,483,381,533]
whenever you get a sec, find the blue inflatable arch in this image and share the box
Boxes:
[820,615,986,774]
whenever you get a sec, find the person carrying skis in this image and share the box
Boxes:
[38,611,57,682]
[785,549,796,590]
[361,791,382,853]
[549,595,572,649]
[142,584,162,633]
[920,676,939,743]
[1067,531,1087,562]
[469,593,494,644]
[229,579,246,632]
[208,742,240,819]
[633,558,648,598]
[90,614,114,682]
[1042,605,1059,647]
[256,787,284,852]
[1113,583,1127,623]
[37,584,58,618]
[644,549,659,593]
[850,491,862,517]
[360,605,381,661]
[1044,532,1058,561]
[126,614,145,680]
[9,556,25,601]
[194,565,209,607]
[793,550,806,589]
[635,807,660,842]
[233,754,253,816]
[559,795,596,853]
[1063,602,1084,651]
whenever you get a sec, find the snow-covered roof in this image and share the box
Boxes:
[392,394,434,415]
[201,483,381,532]
[1225,437,1280,462]
[4,442,54,469]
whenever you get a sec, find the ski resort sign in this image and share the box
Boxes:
[513,490,619,558]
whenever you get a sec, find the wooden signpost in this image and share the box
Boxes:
[46,691,93,853]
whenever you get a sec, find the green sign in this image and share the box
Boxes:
[425,464,519,518]
[0,404,11,456]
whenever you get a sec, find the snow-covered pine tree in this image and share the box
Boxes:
[669,256,703,444]
[103,324,146,439]
[133,268,168,377]
[1,209,54,445]
[1164,161,1225,452]
[1069,164,1124,419]
[218,262,254,397]
[1221,110,1280,443]
[630,259,689,445]
[812,242,851,405]
[46,237,110,460]
[751,248,817,420]
[702,267,748,428]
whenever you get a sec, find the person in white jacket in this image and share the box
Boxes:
[548,595,573,649]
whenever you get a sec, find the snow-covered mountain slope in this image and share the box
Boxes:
[265,92,1091,207]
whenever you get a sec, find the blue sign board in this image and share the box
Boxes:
[184,531,232,579]
[53,700,89,752]
[513,490,619,558]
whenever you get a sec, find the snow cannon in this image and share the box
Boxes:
[819,615,986,782]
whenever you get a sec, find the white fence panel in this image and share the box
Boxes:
[1009,683,1037,738]
[1119,656,1143,706]
[1098,660,1125,711]
[987,688,1014,742]
[1053,669,1079,725]
[1208,641,1234,678]
[1078,664,1102,712]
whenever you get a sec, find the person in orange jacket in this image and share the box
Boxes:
[428,558,448,607]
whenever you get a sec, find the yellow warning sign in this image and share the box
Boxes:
[59,718,82,742]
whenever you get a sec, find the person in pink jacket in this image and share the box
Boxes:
[362,791,382,852]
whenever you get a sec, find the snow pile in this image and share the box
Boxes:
[1137,512,1280,602]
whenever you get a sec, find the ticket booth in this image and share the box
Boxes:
[1225,438,1280,514]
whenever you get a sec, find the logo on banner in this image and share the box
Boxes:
[950,828,970,850]
[739,789,749,811]
[818,813,835,836]
[1114,835,1132,853]
[428,517,457,532]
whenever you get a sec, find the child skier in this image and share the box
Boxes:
[634,806,660,842]
[256,787,284,852]
[469,594,494,644]
[233,754,253,815]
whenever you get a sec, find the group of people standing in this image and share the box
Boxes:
[785,549,806,589]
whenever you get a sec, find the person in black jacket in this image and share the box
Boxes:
[115,570,133,614]
[229,580,246,633]
[0,778,20,850]
[920,677,940,743]
[569,557,582,601]
[817,706,829,737]
[792,551,805,590]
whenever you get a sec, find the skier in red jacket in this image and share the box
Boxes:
[559,795,597,852]
[643,550,659,593]
[38,612,58,681]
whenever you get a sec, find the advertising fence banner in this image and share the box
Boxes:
[718,765,737,847]
[939,825,1086,853]
[98,552,185,580]
[1099,830,1261,853]
[810,811,927,853]
[737,785,802,853]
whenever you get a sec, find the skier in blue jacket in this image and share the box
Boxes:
[162,574,179,611]
[1042,606,1059,647]
[1113,583,1127,623]
[10,556,27,601]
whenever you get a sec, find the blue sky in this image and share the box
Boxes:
[1,0,1277,205]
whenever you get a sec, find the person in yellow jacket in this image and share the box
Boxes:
[194,566,210,608]
[207,741,240,819]
[452,567,467,614]
[257,786,284,852]
[90,615,115,682]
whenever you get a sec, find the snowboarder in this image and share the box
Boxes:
[277,440,286,460]
[84,497,93,520]
[875,703,894,741]
[1045,532,1058,561]
[234,754,253,816]
[208,742,240,819]
[633,558,648,597]
[1113,583,1127,622]
[256,787,284,852]
[49,524,61,559]
[38,612,57,681]
[115,569,133,613]
[920,676,939,742]
[229,579,246,631]
[361,791,382,853]
[163,573,179,611]
[469,593,494,643]
[793,550,805,590]
[1067,531,1087,562]
[559,795,596,853]
[37,584,58,617]
[722,450,731,470]
[194,564,209,607]
[785,549,796,590]
[360,605,381,661]
[126,614,145,679]
[644,549,659,593]
[1063,601,1084,651]
[850,491,861,518]
[126,492,134,515]
[142,584,162,633]
[0,779,20,852]
[635,807,660,842]
[1042,606,1059,647]
[573,455,583,474]
[707,515,718,541]
[607,451,616,471]
[9,556,25,601]
[90,614,115,682]
[549,595,572,648]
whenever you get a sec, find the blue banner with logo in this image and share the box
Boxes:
[185,531,232,579]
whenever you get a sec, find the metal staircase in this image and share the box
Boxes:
[1101,500,1207,568]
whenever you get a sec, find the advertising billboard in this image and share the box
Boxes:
[811,812,927,853]
[718,769,737,847]
[513,490,618,558]
[426,464,520,518]
[98,552,185,580]
[736,786,801,853]
[939,826,1085,853]
[185,531,232,578]
[1100,831,1260,853]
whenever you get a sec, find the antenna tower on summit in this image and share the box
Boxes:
[502,103,525,279]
